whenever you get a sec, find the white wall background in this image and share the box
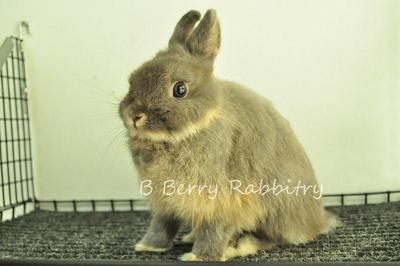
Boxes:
[0,0,399,201]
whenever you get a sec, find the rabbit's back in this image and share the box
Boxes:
[220,80,332,242]
[220,80,315,183]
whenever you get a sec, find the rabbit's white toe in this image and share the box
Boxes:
[134,243,171,252]
[179,252,202,261]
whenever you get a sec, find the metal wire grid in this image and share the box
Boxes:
[0,37,35,221]
[32,190,400,213]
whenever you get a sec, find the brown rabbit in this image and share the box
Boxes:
[119,9,338,261]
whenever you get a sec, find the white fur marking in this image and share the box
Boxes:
[134,243,171,252]
[223,236,260,259]
[181,231,195,243]
[284,232,309,245]
[321,213,341,234]
[179,252,202,261]
[140,106,222,142]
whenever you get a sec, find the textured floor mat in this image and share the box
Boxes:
[0,202,399,262]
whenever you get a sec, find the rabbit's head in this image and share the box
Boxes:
[120,10,223,142]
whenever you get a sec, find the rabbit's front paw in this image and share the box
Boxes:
[134,242,172,252]
[179,252,201,261]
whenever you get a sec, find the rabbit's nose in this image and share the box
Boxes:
[133,113,146,128]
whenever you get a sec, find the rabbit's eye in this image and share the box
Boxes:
[173,81,188,98]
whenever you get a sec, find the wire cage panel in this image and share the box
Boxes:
[0,37,34,222]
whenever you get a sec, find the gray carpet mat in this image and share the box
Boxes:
[0,202,399,262]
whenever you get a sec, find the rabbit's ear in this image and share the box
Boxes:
[186,9,221,61]
[169,10,201,48]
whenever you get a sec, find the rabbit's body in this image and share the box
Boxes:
[120,10,338,261]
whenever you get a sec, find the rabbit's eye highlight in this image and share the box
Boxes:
[173,81,188,98]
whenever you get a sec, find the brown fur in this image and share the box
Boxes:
[119,9,338,261]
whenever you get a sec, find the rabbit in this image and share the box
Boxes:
[119,9,339,261]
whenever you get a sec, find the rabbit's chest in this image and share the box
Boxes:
[132,141,211,181]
